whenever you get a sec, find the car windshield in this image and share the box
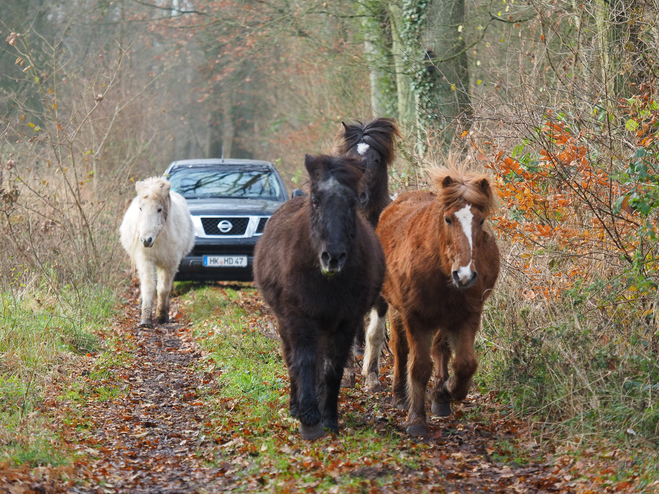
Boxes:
[168,167,281,200]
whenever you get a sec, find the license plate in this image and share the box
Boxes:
[203,256,248,267]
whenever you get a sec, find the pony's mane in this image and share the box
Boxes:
[427,167,497,213]
[337,118,399,166]
[309,155,366,195]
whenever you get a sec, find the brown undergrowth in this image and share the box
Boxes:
[0,283,655,493]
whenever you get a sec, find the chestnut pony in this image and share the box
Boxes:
[254,154,385,440]
[364,167,500,436]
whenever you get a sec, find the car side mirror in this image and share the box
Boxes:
[291,188,306,198]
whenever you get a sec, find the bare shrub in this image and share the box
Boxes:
[0,32,166,300]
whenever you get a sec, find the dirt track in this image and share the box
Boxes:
[0,286,645,493]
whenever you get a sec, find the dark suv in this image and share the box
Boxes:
[165,159,288,282]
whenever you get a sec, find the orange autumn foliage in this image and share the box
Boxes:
[479,118,653,300]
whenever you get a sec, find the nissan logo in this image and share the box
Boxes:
[218,220,233,233]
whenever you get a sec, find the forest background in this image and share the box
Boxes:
[2,0,659,478]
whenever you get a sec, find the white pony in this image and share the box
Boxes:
[120,177,195,326]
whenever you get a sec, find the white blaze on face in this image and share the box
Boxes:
[357,143,370,155]
[454,204,474,283]
[318,176,340,192]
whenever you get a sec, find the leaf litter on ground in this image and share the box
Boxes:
[1,282,657,493]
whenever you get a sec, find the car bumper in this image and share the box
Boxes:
[175,237,259,282]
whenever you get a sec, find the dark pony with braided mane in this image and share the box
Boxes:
[254,154,385,440]
[336,118,399,387]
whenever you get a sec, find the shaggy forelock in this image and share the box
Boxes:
[310,155,365,196]
[337,118,399,166]
[137,177,170,200]
[428,167,496,213]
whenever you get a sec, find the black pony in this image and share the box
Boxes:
[336,117,399,227]
[337,118,399,386]
[253,154,385,440]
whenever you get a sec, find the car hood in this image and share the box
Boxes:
[185,198,285,216]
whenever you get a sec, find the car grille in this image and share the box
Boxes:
[201,217,249,235]
[255,217,269,234]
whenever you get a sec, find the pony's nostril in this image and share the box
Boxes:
[452,271,460,284]
[321,251,345,273]
[470,271,478,283]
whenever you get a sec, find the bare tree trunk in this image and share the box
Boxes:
[359,1,398,118]
[205,111,213,158]
[221,96,235,159]
[364,39,388,116]
[595,0,615,111]
[424,0,471,143]
[389,2,417,126]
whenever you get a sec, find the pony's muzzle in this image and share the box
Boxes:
[452,270,478,289]
[141,236,155,248]
[320,251,347,275]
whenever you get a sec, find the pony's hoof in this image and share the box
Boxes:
[323,419,339,434]
[156,315,169,324]
[341,372,356,388]
[364,374,382,392]
[431,401,452,417]
[406,423,428,436]
[139,320,153,328]
[299,422,326,441]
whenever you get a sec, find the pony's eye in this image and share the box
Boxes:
[139,207,142,211]
[445,217,452,225]
[311,198,319,208]
[479,219,485,226]
[158,208,162,213]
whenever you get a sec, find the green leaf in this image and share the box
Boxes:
[626,119,639,132]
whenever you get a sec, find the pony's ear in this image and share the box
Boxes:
[479,178,490,193]
[135,180,146,194]
[160,180,172,196]
[442,176,454,188]
[342,122,349,131]
[304,154,318,180]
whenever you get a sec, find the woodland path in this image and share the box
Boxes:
[0,284,646,493]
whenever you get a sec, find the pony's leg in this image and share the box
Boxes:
[390,310,409,409]
[282,316,323,440]
[430,333,453,417]
[341,347,356,389]
[445,319,479,402]
[321,320,356,433]
[362,297,388,392]
[279,332,300,419]
[155,265,174,324]
[136,258,156,327]
[405,324,434,436]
